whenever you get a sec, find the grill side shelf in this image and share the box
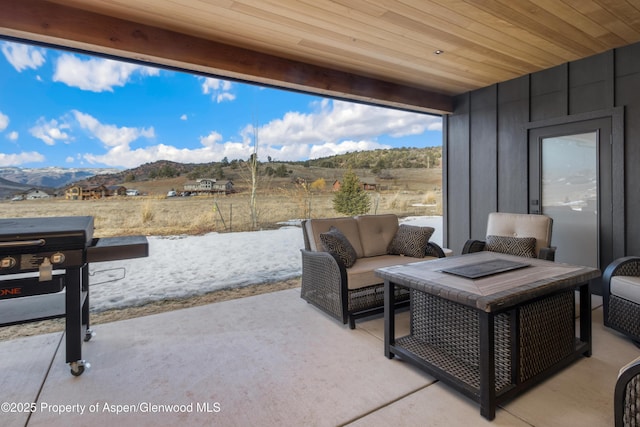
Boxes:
[87,236,149,263]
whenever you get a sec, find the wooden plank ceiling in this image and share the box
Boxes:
[2,0,640,114]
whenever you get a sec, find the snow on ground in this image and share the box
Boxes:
[88,216,443,312]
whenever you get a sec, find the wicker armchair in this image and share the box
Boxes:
[300,215,445,329]
[603,257,640,343]
[462,212,556,261]
[615,356,640,426]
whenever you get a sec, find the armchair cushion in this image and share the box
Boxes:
[485,235,536,258]
[486,212,552,256]
[320,226,358,268]
[387,224,435,258]
[610,275,640,304]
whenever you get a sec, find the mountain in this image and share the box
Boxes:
[0,167,120,189]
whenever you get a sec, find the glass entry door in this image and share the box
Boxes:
[529,118,612,273]
[541,133,598,267]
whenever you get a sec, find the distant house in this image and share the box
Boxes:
[107,185,128,196]
[212,180,235,194]
[65,185,83,200]
[24,189,50,200]
[184,178,234,195]
[332,180,377,192]
[361,181,377,191]
[65,184,110,200]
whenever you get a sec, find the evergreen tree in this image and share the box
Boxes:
[333,169,371,216]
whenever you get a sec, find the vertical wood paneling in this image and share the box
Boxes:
[446,94,470,254]
[530,64,568,121]
[470,86,498,239]
[616,43,640,255]
[569,51,614,114]
[497,76,529,214]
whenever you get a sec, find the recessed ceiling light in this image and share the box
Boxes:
[434,49,444,55]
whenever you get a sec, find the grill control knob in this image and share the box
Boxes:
[0,256,16,269]
[51,252,65,264]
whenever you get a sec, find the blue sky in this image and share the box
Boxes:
[0,39,442,170]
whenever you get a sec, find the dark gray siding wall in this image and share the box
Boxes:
[616,43,640,255]
[444,41,640,255]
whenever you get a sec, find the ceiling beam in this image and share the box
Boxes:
[0,0,452,114]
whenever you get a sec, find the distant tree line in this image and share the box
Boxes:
[301,147,442,171]
[149,164,181,179]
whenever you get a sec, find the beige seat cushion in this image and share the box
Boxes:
[305,217,364,258]
[346,255,435,290]
[611,275,640,305]
[486,212,552,256]
[355,214,399,257]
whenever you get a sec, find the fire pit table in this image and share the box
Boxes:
[0,216,148,376]
[376,251,600,420]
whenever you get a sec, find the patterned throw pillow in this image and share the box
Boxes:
[485,235,536,258]
[320,226,358,268]
[387,225,435,258]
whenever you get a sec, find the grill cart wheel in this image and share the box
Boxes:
[69,360,89,376]
[84,329,95,342]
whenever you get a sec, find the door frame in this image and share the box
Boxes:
[526,107,625,271]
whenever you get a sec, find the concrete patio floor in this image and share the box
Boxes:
[1,288,638,426]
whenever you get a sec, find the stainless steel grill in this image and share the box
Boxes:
[0,216,148,376]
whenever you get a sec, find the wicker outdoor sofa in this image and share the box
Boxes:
[300,214,445,329]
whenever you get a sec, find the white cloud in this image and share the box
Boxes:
[53,54,160,92]
[7,131,18,141]
[1,42,46,72]
[83,132,250,168]
[201,77,235,103]
[0,152,45,166]
[246,99,442,160]
[65,156,75,163]
[200,131,222,148]
[29,117,72,146]
[74,99,440,168]
[0,111,8,131]
[180,114,188,121]
[82,142,247,168]
[73,110,155,148]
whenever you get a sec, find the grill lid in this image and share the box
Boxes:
[0,216,94,253]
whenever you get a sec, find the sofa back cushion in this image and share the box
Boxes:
[305,217,364,258]
[356,214,399,257]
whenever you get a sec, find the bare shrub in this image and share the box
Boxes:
[387,192,401,209]
[141,201,154,223]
